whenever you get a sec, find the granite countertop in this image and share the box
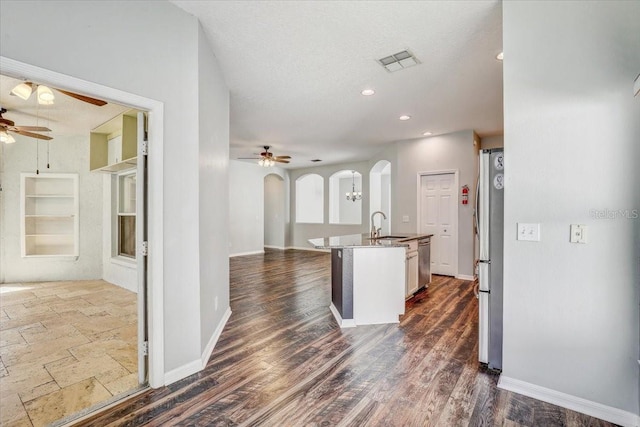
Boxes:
[308,233,433,249]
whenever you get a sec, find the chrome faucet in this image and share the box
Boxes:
[370,211,387,239]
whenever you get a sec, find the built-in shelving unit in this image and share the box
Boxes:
[21,173,79,257]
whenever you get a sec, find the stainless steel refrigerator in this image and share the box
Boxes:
[475,148,504,371]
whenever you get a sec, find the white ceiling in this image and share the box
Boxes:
[172,0,504,168]
[1,1,503,169]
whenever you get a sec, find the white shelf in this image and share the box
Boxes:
[21,173,79,258]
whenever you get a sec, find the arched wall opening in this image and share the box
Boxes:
[370,160,391,235]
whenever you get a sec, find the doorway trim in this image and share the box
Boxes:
[1,56,165,387]
[416,169,459,278]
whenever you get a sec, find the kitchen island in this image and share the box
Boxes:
[308,233,432,327]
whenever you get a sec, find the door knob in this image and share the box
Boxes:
[444,229,447,233]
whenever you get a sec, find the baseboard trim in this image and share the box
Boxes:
[201,307,232,368]
[163,359,202,386]
[498,376,639,427]
[329,303,356,328]
[229,250,264,258]
[264,245,286,250]
[456,274,476,281]
[286,246,331,253]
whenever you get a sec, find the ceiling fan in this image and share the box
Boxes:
[0,108,52,143]
[239,145,291,166]
[10,81,107,107]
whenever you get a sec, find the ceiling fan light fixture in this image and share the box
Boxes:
[1,131,16,144]
[37,85,55,104]
[11,83,33,100]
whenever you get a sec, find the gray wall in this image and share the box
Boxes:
[503,0,640,416]
[229,161,288,255]
[1,135,103,282]
[198,23,230,356]
[480,135,503,150]
[394,130,478,277]
[264,174,285,248]
[1,1,230,378]
[337,175,362,224]
[290,161,369,248]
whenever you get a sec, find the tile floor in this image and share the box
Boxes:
[0,280,138,427]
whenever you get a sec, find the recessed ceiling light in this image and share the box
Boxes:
[496,52,504,61]
[423,131,432,136]
[399,115,411,121]
[361,89,375,96]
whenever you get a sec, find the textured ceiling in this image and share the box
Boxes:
[172,0,504,168]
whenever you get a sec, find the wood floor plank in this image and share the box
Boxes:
[73,249,617,427]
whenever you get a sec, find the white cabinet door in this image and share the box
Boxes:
[406,251,419,297]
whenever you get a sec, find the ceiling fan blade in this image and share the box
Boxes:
[13,125,51,132]
[13,130,53,140]
[274,155,291,159]
[273,158,290,163]
[56,89,107,106]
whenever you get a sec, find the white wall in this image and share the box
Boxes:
[1,135,102,282]
[229,161,288,256]
[502,0,640,421]
[264,174,285,248]
[394,130,477,277]
[0,1,229,380]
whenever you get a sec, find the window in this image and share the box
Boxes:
[329,170,362,225]
[295,174,324,223]
[117,172,136,258]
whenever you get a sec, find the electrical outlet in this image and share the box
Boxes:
[570,224,587,244]
[215,296,219,311]
[517,223,541,241]
[402,215,409,223]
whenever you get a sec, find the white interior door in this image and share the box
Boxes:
[420,173,457,276]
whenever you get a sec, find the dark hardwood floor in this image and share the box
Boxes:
[75,249,615,426]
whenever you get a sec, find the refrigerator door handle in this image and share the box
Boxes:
[474,174,480,234]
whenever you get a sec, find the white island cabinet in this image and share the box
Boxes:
[309,234,408,327]
[20,173,79,257]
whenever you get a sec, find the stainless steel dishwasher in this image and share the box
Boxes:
[418,237,431,288]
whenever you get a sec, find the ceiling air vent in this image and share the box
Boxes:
[378,50,420,72]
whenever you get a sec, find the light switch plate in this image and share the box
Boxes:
[570,224,587,243]
[402,215,410,223]
[517,223,541,241]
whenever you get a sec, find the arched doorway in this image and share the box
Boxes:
[370,160,391,235]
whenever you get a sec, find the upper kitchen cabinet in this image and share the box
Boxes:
[90,110,139,173]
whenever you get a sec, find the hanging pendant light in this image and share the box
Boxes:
[345,171,362,202]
